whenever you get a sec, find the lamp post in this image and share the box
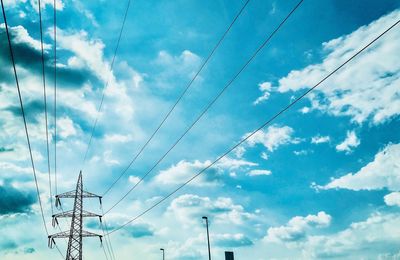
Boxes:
[160,248,165,260]
[202,216,211,260]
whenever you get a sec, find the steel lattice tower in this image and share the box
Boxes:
[48,171,103,259]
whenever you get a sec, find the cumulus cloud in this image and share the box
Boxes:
[156,50,201,73]
[164,232,253,259]
[247,169,272,177]
[166,194,256,227]
[94,213,154,239]
[154,160,214,186]
[384,192,400,207]
[257,9,400,125]
[153,50,202,89]
[56,28,108,82]
[264,211,331,243]
[103,150,120,166]
[57,116,78,138]
[244,125,300,153]
[213,233,253,247]
[217,157,257,170]
[253,82,272,105]
[311,135,330,144]
[258,212,400,258]
[104,134,133,143]
[30,0,64,10]
[123,223,154,238]
[128,176,141,185]
[0,24,50,51]
[335,130,360,153]
[303,212,400,258]
[318,143,400,191]
[154,157,257,186]
[293,150,309,156]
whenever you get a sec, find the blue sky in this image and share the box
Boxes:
[0,0,400,259]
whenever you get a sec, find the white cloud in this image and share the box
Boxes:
[154,157,257,186]
[217,157,257,170]
[72,0,98,27]
[253,82,272,105]
[265,211,331,243]
[155,50,201,84]
[30,0,64,11]
[2,0,27,7]
[104,134,133,143]
[303,212,400,258]
[117,61,143,89]
[384,192,400,207]
[103,150,120,166]
[54,27,142,127]
[335,130,360,153]
[256,212,400,258]
[128,176,140,184]
[247,169,272,177]
[56,28,108,82]
[319,143,400,191]
[154,160,213,187]
[263,9,400,125]
[293,150,309,156]
[213,233,253,247]
[311,135,330,144]
[67,56,85,69]
[57,116,78,138]
[244,125,300,152]
[233,146,246,158]
[166,194,256,227]
[0,24,51,51]
[299,106,311,114]
[0,162,34,175]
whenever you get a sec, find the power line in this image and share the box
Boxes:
[100,223,112,260]
[52,0,70,248]
[0,1,64,258]
[103,220,116,260]
[105,17,400,236]
[38,0,54,214]
[100,206,114,260]
[101,243,109,260]
[50,5,75,253]
[53,0,58,195]
[103,0,304,215]
[102,0,252,196]
[39,3,70,256]
[100,207,115,260]
[81,0,132,169]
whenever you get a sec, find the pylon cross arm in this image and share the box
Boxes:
[52,210,102,227]
[56,190,101,199]
[48,230,103,248]
[81,190,101,198]
[81,230,102,238]
[55,190,102,208]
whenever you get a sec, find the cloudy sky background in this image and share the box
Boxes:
[1,0,400,259]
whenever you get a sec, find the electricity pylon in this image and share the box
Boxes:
[48,171,103,259]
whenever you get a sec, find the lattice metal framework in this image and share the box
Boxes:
[48,171,103,260]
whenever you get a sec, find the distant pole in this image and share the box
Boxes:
[202,216,211,260]
[160,248,165,260]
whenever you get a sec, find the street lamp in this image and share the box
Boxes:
[202,216,211,260]
[160,248,165,260]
